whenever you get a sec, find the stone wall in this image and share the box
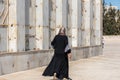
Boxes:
[0,0,103,76]
[0,0,103,52]
[0,45,102,75]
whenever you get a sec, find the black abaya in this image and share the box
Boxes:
[42,35,71,79]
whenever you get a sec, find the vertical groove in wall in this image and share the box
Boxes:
[90,0,95,46]
[67,0,72,47]
[29,0,36,50]
[77,0,82,47]
[43,0,49,49]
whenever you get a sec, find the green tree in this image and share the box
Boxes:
[103,2,120,35]
[116,10,120,34]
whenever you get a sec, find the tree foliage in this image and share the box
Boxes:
[103,1,120,35]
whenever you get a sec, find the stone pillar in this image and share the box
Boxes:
[8,0,25,52]
[35,0,42,50]
[49,0,56,48]
[100,0,103,45]
[0,0,4,23]
[56,0,68,34]
[35,0,49,50]
[81,0,91,46]
[71,0,82,47]
[68,0,72,47]
[56,0,62,33]
[71,0,78,47]
[94,0,102,45]
[8,0,17,52]
[62,0,68,29]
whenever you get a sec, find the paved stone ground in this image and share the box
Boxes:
[0,38,120,80]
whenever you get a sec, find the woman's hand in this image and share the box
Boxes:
[68,53,72,60]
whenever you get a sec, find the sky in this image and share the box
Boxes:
[105,0,120,9]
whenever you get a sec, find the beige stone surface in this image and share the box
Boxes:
[0,38,120,80]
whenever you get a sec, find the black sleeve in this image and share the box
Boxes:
[65,36,68,46]
[51,35,57,48]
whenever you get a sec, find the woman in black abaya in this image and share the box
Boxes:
[42,27,72,80]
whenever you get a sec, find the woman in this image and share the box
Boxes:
[42,27,72,80]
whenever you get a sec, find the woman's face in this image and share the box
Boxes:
[58,27,65,35]
[60,28,64,34]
